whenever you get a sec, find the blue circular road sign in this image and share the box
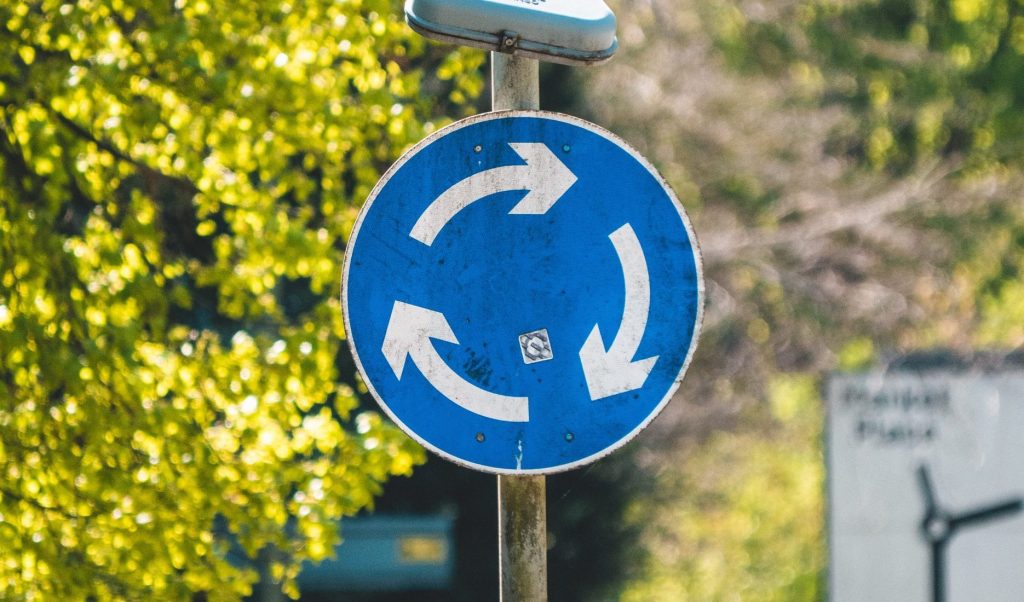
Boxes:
[343,111,703,474]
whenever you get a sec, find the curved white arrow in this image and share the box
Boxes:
[580,224,659,400]
[409,142,577,246]
[381,301,530,422]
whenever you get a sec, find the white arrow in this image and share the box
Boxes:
[579,224,659,400]
[381,300,530,422]
[409,142,577,246]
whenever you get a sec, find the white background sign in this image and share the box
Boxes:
[828,371,1024,601]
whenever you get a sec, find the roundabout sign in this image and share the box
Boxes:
[343,111,703,474]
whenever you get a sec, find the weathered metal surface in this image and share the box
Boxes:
[491,52,539,111]
[342,48,703,473]
[498,474,548,602]
[494,61,548,602]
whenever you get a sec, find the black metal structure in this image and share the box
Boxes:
[916,465,1023,602]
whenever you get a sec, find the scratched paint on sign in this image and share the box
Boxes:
[343,111,703,474]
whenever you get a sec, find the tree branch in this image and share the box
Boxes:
[701,160,959,262]
[48,108,198,197]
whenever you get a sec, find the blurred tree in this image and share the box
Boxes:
[580,0,1024,598]
[0,0,482,599]
[621,375,823,602]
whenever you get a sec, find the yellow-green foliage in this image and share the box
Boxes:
[964,205,1024,347]
[0,0,483,599]
[621,375,825,602]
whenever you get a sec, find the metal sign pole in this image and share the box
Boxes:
[492,50,547,602]
[492,51,539,111]
[351,6,699,597]
[498,474,547,601]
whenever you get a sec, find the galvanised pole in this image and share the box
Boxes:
[492,50,547,602]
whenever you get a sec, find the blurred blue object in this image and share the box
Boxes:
[297,514,455,592]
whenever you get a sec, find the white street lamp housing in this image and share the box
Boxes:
[405,0,618,66]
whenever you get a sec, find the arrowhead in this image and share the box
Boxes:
[579,325,658,401]
[507,142,577,215]
[382,301,458,379]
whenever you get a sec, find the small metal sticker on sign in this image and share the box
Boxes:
[519,329,554,364]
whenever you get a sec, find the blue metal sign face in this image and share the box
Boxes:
[343,111,703,474]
